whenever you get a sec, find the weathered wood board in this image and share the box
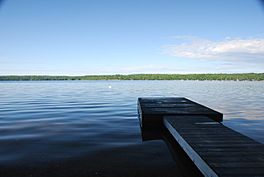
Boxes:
[164,115,264,177]
[138,97,223,128]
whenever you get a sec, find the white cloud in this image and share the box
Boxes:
[163,37,264,62]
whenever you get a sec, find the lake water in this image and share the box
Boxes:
[0,81,263,177]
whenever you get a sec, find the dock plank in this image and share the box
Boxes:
[138,97,223,128]
[164,115,264,177]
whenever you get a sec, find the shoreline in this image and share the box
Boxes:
[0,73,263,81]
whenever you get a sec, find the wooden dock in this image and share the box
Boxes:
[138,97,223,128]
[138,97,264,177]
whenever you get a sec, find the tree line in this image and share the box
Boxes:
[0,73,263,81]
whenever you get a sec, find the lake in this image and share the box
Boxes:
[0,81,263,177]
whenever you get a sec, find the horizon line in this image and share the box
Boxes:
[0,73,263,76]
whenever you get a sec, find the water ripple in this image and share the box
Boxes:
[0,80,263,169]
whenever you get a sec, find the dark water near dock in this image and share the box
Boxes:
[0,81,263,177]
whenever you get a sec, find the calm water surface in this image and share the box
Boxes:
[0,81,263,177]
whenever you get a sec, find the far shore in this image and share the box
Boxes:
[0,73,263,81]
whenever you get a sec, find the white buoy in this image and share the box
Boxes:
[108,85,112,89]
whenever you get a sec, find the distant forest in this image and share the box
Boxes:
[0,73,264,81]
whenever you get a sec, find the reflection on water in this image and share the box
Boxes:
[0,81,263,176]
[140,127,202,177]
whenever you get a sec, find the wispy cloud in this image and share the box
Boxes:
[163,36,264,63]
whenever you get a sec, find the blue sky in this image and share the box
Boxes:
[0,0,263,75]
